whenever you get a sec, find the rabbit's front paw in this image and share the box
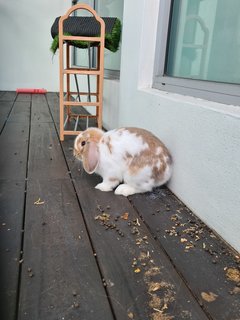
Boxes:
[95,182,113,192]
[114,184,138,197]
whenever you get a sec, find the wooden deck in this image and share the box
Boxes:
[0,91,239,320]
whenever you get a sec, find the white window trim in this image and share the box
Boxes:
[153,0,240,106]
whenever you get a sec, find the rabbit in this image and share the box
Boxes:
[73,127,172,196]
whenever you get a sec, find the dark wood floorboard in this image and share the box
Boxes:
[15,94,31,103]
[0,91,5,99]
[0,101,14,132]
[0,91,17,102]
[31,94,52,123]
[0,92,30,320]
[8,102,31,123]
[18,179,114,320]
[17,92,113,320]
[0,180,26,320]
[0,91,239,320]
[0,96,30,180]
[129,190,240,320]
[0,122,29,180]
[46,92,60,125]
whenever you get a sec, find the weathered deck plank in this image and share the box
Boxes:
[8,101,31,123]
[0,101,14,117]
[0,96,30,180]
[16,94,31,102]
[0,122,29,180]
[130,189,240,319]
[18,179,114,320]
[0,93,30,320]
[0,91,17,101]
[16,91,115,319]
[76,176,209,319]
[0,91,5,99]
[0,100,14,132]
[0,180,26,320]
[28,122,69,180]
[45,92,59,125]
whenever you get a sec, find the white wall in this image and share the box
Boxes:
[0,1,69,91]
[117,0,240,252]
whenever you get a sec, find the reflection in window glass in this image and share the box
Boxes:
[75,0,123,74]
[98,0,123,71]
[166,0,240,84]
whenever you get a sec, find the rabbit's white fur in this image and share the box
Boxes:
[74,127,172,196]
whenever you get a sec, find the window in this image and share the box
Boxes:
[73,0,123,79]
[154,0,240,105]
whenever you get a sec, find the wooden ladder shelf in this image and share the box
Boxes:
[58,4,105,141]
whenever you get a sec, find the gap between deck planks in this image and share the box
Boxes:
[18,179,114,320]
[0,92,30,320]
[0,92,239,320]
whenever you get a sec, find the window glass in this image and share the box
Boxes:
[74,0,123,76]
[97,0,123,72]
[166,0,240,84]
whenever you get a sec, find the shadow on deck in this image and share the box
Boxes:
[0,91,239,320]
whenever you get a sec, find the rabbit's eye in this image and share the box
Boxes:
[81,141,86,147]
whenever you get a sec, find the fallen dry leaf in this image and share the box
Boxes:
[121,212,129,220]
[201,291,218,302]
[231,286,240,295]
[149,294,161,309]
[148,282,162,292]
[185,244,194,250]
[145,266,161,277]
[94,213,110,222]
[225,268,240,283]
[180,238,188,243]
[134,268,141,273]
[34,198,45,205]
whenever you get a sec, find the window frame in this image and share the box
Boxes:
[153,0,240,106]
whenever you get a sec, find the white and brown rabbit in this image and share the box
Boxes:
[73,127,172,196]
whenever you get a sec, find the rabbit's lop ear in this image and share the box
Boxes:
[83,141,99,174]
